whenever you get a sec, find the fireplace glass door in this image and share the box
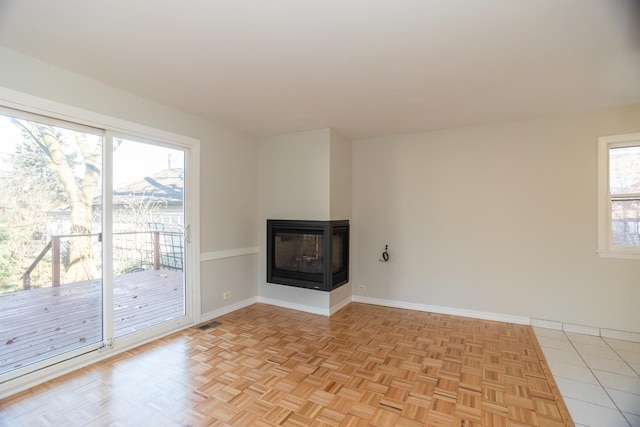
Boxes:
[275,231,324,276]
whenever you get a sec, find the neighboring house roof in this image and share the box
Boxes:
[111,168,184,207]
[46,169,184,214]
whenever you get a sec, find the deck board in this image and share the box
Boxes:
[0,269,184,374]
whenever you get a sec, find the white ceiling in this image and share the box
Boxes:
[0,0,639,139]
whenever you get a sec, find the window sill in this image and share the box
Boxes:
[597,250,640,260]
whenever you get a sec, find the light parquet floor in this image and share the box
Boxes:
[0,303,574,426]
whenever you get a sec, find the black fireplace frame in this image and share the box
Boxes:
[267,219,349,292]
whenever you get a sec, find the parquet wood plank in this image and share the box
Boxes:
[0,302,575,426]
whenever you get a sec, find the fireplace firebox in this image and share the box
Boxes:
[267,219,349,291]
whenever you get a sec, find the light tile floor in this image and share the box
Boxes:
[534,327,640,427]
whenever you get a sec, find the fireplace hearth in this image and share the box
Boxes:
[267,219,349,291]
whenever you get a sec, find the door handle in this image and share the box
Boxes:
[184,224,191,244]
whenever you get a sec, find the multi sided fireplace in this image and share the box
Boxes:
[267,219,349,291]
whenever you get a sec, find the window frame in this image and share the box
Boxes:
[598,132,640,259]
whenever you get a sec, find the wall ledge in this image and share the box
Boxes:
[200,246,259,262]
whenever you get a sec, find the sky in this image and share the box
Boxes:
[0,114,184,187]
[0,115,22,171]
[113,139,183,187]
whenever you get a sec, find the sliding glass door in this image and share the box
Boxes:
[111,138,185,337]
[0,111,104,376]
[0,108,193,381]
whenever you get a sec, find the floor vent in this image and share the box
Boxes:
[198,321,221,331]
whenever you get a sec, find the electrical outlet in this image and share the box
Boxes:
[358,285,366,290]
[223,291,232,300]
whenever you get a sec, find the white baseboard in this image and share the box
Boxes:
[351,295,530,325]
[203,296,640,344]
[330,296,352,315]
[531,318,563,330]
[601,328,640,343]
[246,295,351,317]
[199,297,258,324]
[257,296,331,316]
[563,323,600,336]
[532,317,640,343]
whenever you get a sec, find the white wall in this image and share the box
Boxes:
[257,128,353,312]
[329,129,353,302]
[0,47,259,316]
[258,128,331,221]
[257,129,331,309]
[330,129,353,221]
[353,104,640,333]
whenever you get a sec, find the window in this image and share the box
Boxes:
[598,132,640,258]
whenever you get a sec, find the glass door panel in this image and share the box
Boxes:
[0,112,103,375]
[112,138,185,337]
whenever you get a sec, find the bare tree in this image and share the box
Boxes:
[10,119,102,283]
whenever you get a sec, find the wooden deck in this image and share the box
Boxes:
[0,269,184,375]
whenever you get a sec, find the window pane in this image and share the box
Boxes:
[610,146,640,194]
[0,112,103,374]
[611,200,640,246]
[112,138,185,337]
